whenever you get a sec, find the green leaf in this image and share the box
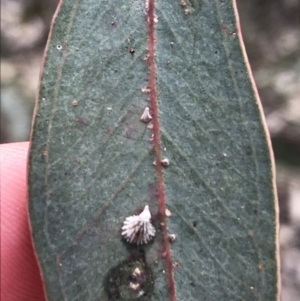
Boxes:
[28,0,279,300]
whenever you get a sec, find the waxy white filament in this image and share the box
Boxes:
[122,205,155,245]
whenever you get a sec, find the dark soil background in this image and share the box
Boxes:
[1,0,299,299]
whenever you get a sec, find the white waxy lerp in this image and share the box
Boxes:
[122,205,155,245]
[140,107,152,123]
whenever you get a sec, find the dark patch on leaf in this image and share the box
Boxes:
[104,255,154,301]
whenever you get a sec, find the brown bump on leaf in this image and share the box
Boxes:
[147,122,153,130]
[129,282,140,291]
[161,158,170,167]
[141,86,151,93]
[168,234,176,242]
[165,208,172,217]
[133,267,141,276]
[180,0,187,6]
[143,54,149,61]
[172,262,179,268]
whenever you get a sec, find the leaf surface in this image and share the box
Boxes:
[28,0,279,300]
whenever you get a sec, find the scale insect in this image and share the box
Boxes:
[121,205,155,245]
[140,107,152,123]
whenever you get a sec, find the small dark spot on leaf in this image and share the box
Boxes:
[192,221,197,227]
[148,183,158,200]
[248,229,254,237]
[246,146,252,156]
[104,257,154,301]
[129,48,135,54]
[111,21,115,26]
[75,115,87,126]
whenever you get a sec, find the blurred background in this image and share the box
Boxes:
[1,0,299,299]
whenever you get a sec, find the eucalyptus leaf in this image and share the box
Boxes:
[28,0,279,300]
